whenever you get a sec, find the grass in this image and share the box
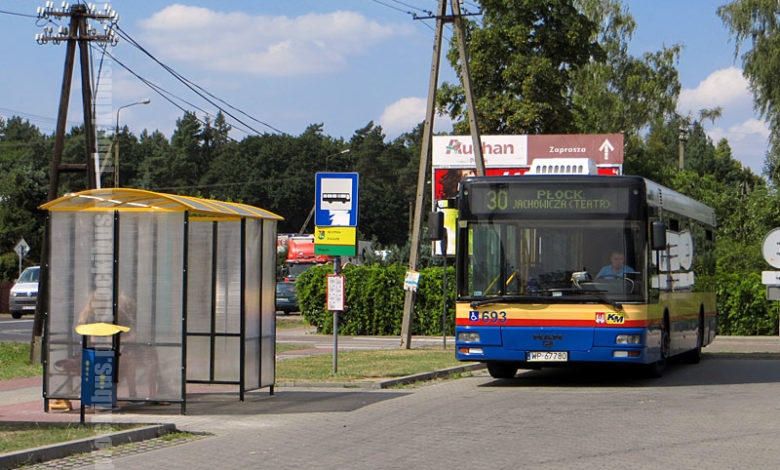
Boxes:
[276,347,462,382]
[0,422,143,454]
[0,342,42,380]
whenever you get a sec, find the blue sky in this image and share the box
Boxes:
[0,1,768,174]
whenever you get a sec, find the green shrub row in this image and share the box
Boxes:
[716,272,778,336]
[297,264,455,336]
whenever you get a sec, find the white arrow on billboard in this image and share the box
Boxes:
[599,139,615,160]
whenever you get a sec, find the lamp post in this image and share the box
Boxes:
[114,99,150,187]
[325,148,350,172]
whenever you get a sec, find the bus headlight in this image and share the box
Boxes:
[458,332,480,342]
[616,334,641,345]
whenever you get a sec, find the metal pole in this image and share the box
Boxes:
[332,256,341,374]
[114,99,150,187]
[441,231,448,349]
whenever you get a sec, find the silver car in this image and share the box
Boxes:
[9,266,39,319]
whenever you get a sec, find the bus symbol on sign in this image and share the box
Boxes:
[322,192,350,203]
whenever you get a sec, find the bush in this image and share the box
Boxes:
[716,272,778,335]
[298,263,455,336]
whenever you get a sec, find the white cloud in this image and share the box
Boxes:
[678,67,769,174]
[379,97,453,139]
[678,67,753,115]
[708,118,769,174]
[139,5,403,77]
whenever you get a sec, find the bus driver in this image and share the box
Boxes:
[595,250,635,279]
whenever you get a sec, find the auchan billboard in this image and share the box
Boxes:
[432,134,623,199]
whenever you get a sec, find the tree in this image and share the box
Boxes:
[134,130,172,190]
[0,117,50,279]
[167,111,203,191]
[350,123,416,246]
[438,0,603,135]
[717,0,780,182]
[571,0,682,135]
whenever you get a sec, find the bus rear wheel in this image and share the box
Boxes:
[487,362,518,379]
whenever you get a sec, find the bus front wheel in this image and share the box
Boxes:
[646,319,670,378]
[487,362,518,379]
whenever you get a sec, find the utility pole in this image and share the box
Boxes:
[31,2,119,362]
[400,0,485,349]
[678,120,689,171]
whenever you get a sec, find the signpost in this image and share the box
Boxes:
[14,238,30,277]
[314,172,358,372]
[761,228,780,335]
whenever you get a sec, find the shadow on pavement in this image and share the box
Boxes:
[113,389,410,416]
[479,353,780,388]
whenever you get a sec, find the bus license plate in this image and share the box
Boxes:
[527,351,568,362]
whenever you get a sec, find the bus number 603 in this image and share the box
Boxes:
[469,310,507,323]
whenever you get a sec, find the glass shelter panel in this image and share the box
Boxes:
[186,221,215,334]
[45,211,185,403]
[243,219,262,390]
[214,222,242,334]
[260,220,278,387]
[116,212,184,402]
[47,212,103,399]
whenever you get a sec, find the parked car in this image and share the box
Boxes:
[275,281,299,314]
[9,266,40,319]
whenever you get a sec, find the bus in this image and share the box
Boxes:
[452,172,717,378]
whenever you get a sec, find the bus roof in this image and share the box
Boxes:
[643,179,716,227]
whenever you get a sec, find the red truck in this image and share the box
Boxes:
[281,235,333,280]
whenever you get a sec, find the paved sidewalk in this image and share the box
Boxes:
[1,334,777,468]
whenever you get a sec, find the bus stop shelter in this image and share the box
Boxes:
[39,188,282,414]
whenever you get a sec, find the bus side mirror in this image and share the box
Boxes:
[651,221,667,250]
[428,211,445,241]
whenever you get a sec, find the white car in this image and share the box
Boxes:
[9,266,39,319]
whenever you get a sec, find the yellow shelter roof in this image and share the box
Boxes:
[40,188,283,221]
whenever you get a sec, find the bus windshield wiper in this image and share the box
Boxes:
[469,292,623,310]
[470,295,542,308]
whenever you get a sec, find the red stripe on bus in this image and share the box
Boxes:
[456,318,651,327]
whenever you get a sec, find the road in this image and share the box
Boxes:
[0,315,33,342]
[21,352,779,470]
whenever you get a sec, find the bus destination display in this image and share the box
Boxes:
[468,183,631,215]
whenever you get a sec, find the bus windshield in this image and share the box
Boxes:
[462,218,645,302]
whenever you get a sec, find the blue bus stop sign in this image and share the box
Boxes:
[315,173,359,227]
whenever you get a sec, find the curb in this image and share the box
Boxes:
[0,423,176,469]
[276,363,486,389]
[703,351,780,360]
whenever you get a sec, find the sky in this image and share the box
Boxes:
[0,1,769,175]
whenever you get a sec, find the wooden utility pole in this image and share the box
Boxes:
[400,0,485,348]
[31,3,119,361]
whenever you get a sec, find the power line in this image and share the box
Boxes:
[113,25,285,135]
[0,8,38,19]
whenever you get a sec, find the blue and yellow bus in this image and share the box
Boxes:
[453,173,716,378]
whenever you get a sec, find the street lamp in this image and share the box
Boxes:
[114,99,150,187]
[325,148,350,172]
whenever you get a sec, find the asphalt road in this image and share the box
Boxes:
[0,315,34,342]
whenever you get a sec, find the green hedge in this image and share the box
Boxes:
[297,264,455,336]
[297,265,778,336]
[716,272,778,335]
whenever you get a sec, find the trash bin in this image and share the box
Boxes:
[75,322,129,423]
